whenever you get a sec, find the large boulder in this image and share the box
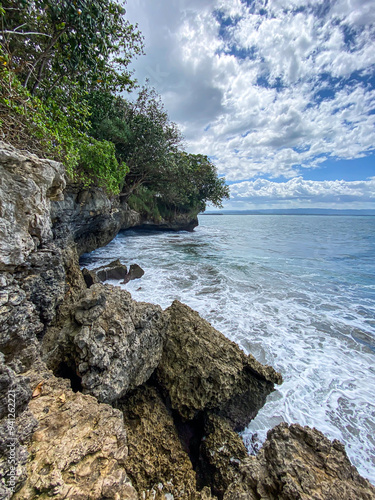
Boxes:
[122,264,145,284]
[43,284,167,404]
[205,421,375,500]
[156,301,282,426]
[12,372,137,500]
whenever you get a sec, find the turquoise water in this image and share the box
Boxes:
[81,215,375,483]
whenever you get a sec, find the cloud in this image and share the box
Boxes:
[227,177,375,208]
[125,0,375,205]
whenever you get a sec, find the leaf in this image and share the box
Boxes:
[32,381,44,398]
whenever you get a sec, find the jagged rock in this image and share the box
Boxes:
[156,301,282,425]
[0,141,65,272]
[122,263,145,284]
[94,259,128,281]
[44,284,167,404]
[81,267,100,288]
[120,385,202,499]
[0,356,38,499]
[12,372,137,500]
[0,407,38,499]
[198,414,248,498]
[221,423,375,500]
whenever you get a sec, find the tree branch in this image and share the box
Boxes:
[2,30,52,37]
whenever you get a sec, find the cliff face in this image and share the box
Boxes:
[51,185,198,257]
[0,142,374,500]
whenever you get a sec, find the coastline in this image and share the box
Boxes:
[1,141,374,499]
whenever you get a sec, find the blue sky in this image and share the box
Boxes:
[125,0,375,210]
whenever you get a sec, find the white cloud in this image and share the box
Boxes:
[224,177,375,209]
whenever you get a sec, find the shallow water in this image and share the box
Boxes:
[81,214,375,484]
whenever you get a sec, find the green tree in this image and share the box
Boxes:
[89,85,182,194]
[0,0,143,98]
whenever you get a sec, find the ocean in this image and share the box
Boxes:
[80,214,375,484]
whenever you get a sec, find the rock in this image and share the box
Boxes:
[0,355,38,499]
[12,372,137,500]
[0,141,65,272]
[51,185,142,255]
[134,212,199,232]
[120,385,201,499]
[198,414,249,498]
[0,355,31,419]
[156,301,282,425]
[222,423,375,500]
[122,263,145,284]
[81,267,100,288]
[43,284,167,404]
[0,407,38,499]
[94,259,128,281]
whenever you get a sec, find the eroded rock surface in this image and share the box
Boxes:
[44,284,167,404]
[0,142,65,271]
[12,371,137,500]
[156,301,282,425]
[200,419,375,500]
[94,259,128,282]
[120,385,208,500]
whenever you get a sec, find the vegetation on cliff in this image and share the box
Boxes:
[0,0,229,217]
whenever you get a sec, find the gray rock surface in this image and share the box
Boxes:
[156,300,282,425]
[122,263,145,284]
[51,185,142,255]
[43,284,168,404]
[81,267,100,288]
[94,259,128,281]
[0,141,65,271]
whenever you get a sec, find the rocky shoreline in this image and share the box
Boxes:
[1,141,374,499]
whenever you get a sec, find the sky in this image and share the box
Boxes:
[125,0,375,210]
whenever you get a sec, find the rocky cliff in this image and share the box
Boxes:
[0,141,374,500]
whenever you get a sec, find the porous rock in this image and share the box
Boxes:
[81,267,100,288]
[13,371,137,500]
[221,423,375,500]
[45,284,167,404]
[156,301,282,425]
[198,414,249,498]
[120,385,208,500]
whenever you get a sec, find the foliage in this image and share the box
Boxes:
[0,0,144,100]
[157,152,230,212]
[0,65,126,194]
[89,86,183,193]
[74,137,128,195]
[127,186,163,222]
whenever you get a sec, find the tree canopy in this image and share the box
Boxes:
[1,0,143,98]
